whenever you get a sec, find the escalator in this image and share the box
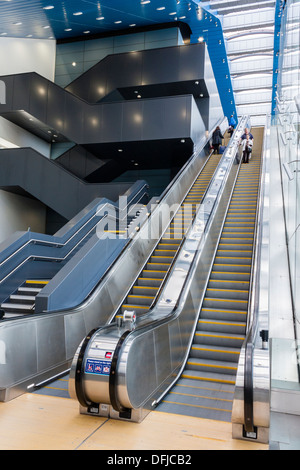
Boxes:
[68,118,266,430]
[156,153,261,422]
[120,156,221,317]
[68,118,252,418]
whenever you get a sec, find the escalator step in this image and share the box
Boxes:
[197,319,246,334]
[190,344,241,363]
[185,358,238,376]
[194,330,245,347]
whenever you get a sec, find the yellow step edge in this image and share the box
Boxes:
[201,307,248,315]
[26,280,49,284]
[198,319,246,326]
[134,286,159,290]
[128,295,155,299]
[168,391,233,403]
[209,279,249,284]
[195,332,245,340]
[181,374,235,385]
[206,288,249,293]
[192,346,240,355]
[122,304,149,309]
[187,361,238,371]
[161,399,233,411]
[205,298,248,304]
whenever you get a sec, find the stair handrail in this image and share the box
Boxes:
[0,182,148,282]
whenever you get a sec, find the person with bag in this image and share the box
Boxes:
[240,128,254,163]
[212,126,224,154]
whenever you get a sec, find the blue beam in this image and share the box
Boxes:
[189,1,237,122]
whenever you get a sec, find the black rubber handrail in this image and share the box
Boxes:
[74,327,99,409]
[243,126,265,435]
[109,330,132,413]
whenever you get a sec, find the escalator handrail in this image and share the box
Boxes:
[243,120,269,433]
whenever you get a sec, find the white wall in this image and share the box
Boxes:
[0,37,56,241]
[0,37,56,80]
[0,190,46,244]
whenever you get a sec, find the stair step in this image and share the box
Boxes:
[1,303,34,313]
[210,270,250,281]
[205,288,249,300]
[127,294,154,306]
[121,304,149,314]
[212,264,251,273]
[25,280,49,287]
[137,277,162,287]
[198,319,246,334]
[190,343,241,363]
[10,295,35,303]
[18,287,41,295]
[208,279,250,290]
[132,286,159,296]
[141,270,166,279]
[146,262,170,271]
[186,357,238,376]
[202,296,248,310]
[194,330,245,347]
[200,307,247,322]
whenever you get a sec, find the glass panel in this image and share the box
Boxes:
[275,0,300,344]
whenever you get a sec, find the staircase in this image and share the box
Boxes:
[156,153,261,422]
[1,280,49,317]
[120,154,222,317]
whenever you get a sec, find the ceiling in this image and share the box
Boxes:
[0,0,202,41]
[0,0,284,125]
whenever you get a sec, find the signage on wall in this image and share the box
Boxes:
[0,81,6,104]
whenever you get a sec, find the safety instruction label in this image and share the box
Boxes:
[85,358,111,376]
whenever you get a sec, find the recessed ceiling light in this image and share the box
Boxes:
[27,34,33,37]
[43,5,54,9]
[129,24,136,27]
[141,0,151,4]
[13,22,22,26]
[169,12,176,15]
[0,33,7,36]
[137,95,142,98]
[156,6,165,10]
[114,20,122,24]
[72,62,76,66]
[96,16,104,20]
[73,11,83,16]
[43,25,50,29]
[64,28,72,31]
[83,31,90,34]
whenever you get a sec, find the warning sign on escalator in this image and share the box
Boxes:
[85,358,111,376]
